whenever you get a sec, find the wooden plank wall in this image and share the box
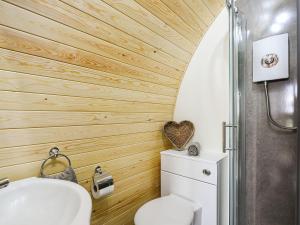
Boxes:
[0,0,224,224]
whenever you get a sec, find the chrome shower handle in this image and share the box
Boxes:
[222,121,226,152]
[222,122,238,153]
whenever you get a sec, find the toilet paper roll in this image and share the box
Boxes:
[92,183,114,199]
[91,166,114,199]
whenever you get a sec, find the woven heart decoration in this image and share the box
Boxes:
[163,121,195,150]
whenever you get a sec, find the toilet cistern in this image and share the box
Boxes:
[134,149,227,225]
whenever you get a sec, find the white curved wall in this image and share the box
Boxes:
[173,9,229,225]
[174,9,229,154]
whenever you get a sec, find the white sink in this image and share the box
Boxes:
[0,177,92,225]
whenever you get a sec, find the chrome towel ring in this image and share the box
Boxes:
[40,147,72,177]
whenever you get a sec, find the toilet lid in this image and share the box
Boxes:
[134,194,195,225]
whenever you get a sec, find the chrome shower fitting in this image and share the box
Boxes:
[263,81,297,131]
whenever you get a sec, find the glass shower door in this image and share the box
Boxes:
[227,1,247,225]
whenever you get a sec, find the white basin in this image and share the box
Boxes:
[0,177,92,225]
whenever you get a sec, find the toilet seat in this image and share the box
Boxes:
[134,194,197,225]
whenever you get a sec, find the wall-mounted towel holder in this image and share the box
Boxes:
[40,147,72,177]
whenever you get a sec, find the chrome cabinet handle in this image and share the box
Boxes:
[202,169,211,176]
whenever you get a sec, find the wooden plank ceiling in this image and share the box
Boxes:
[0,0,224,224]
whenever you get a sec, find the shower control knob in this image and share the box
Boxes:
[202,169,211,176]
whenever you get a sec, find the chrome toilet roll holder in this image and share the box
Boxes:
[91,165,114,199]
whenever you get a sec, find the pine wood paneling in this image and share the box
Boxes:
[83,167,160,197]
[89,170,160,223]
[0,91,173,112]
[102,0,196,53]
[0,25,179,88]
[161,0,209,30]
[201,0,224,16]
[0,0,224,224]
[0,1,183,78]
[0,148,162,182]
[61,0,192,62]
[0,132,164,167]
[0,70,176,104]
[135,0,203,44]
[0,49,177,96]
[0,122,165,148]
[185,0,224,20]
[4,0,187,70]
[0,111,171,129]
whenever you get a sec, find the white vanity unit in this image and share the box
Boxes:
[160,150,228,225]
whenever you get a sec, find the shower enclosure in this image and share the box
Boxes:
[227,0,246,224]
[228,0,298,225]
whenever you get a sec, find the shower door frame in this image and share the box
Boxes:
[227,1,247,225]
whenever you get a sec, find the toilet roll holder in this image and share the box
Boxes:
[91,165,114,199]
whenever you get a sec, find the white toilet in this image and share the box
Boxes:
[134,150,227,225]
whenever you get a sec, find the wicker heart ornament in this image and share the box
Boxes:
[163,121,195,150]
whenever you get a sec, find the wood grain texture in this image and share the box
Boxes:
[0,111,171,129]
[0,70,176,104]
[0,25,179,88]
[102,0,196,53]
[135,0,203,44]
[61,0,192,62]
[184,0,223,22]
[0,49,177,96]
[3,0,187,70]
[201,0,224,16]
[0,91,173,112]
[161,0,209,30]
[0,132,164,167]
[0,0,224,224]
[0,0,183,78]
